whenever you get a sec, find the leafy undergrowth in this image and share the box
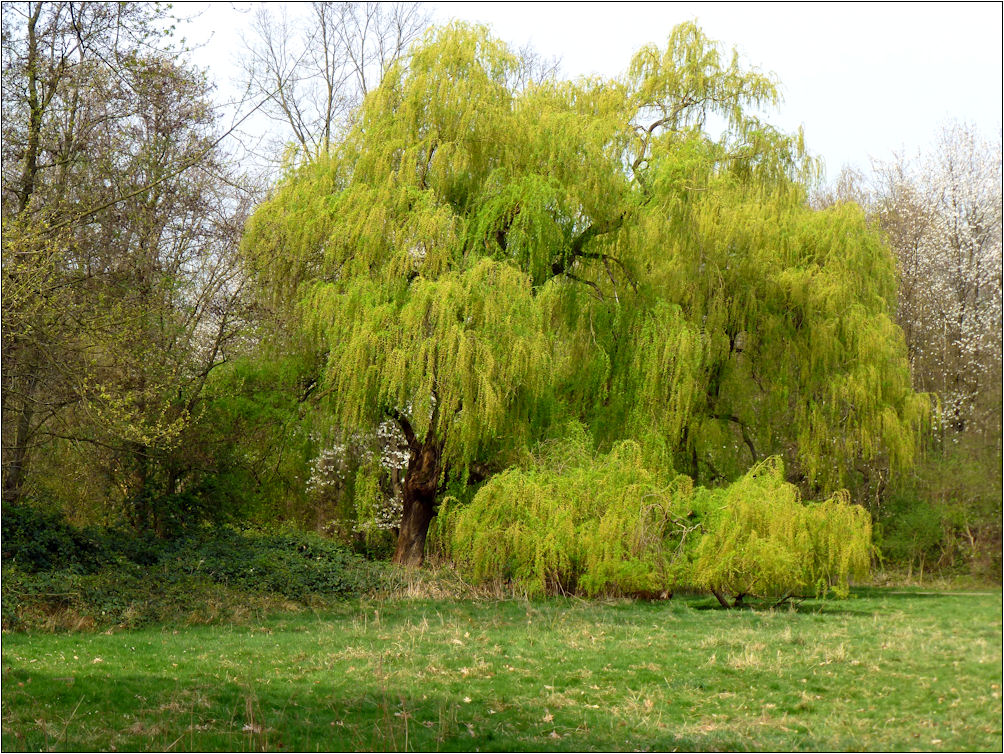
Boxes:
[1,519,397,631]
[870,568,1002,591]
[2,588,1001,751]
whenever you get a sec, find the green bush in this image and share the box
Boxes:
[171,527,392,600]
[440,430,697,597]
[879,441,1002,580]
[691,459,872,600]
[878,494,947,573]
[1,504,112,573]
[441,433,874,602]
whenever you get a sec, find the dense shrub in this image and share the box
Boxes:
[441,436,874,601]
[169,527,393,599]
[879,441,1002,580]
[691,459,872,600]
[1,504,112,573]
[440,433,696,596]
[1,509,396,630]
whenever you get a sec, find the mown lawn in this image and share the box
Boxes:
[2,588,1001,752]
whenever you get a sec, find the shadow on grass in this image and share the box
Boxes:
[679,587,965,616]
[3,668,759,753]
[366,590,918,618]
[849,586,992,599]
[687,601,876,617]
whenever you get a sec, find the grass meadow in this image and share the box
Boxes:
[2,587,1001,752]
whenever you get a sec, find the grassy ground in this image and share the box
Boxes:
[2,587,1001,752]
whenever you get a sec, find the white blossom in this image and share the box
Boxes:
[873,123,1002,434]
[307,416,411,533]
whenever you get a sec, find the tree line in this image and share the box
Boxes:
[2,2,1000,582]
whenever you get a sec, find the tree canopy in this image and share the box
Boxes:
[242,22,927,565]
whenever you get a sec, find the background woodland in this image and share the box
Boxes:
[2,2,1000,599]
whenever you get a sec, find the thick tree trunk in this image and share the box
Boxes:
[391,436,442,568]
[393,488,436,567]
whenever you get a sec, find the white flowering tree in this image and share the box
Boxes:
[874,124,1003,440]
[307,420,410,542]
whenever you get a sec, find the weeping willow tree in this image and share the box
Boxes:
[440,437,872,601]
[242,22,927,565]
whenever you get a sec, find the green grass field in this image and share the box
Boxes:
[2,588,1001,752]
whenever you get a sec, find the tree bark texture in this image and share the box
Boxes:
[2,395,35,504]
[391,436,442,567]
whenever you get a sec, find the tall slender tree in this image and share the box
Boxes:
[2,2,255,529]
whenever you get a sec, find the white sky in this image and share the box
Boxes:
[184,1,1003,179]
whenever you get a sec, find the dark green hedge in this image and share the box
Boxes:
[1,504,397,630]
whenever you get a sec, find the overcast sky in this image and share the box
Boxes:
[185,1,1003,179]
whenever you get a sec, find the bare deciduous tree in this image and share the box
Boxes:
[239,1,430,166]
[2,2,260,526]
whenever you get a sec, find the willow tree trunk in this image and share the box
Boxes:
[392,437,443,567]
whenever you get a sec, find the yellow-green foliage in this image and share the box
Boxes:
[241,20,927,509]
[803,490,873,597]
[444,440,872,600]
[303,257,551,471]
[691,458,872,599]
[441,427,697,597]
